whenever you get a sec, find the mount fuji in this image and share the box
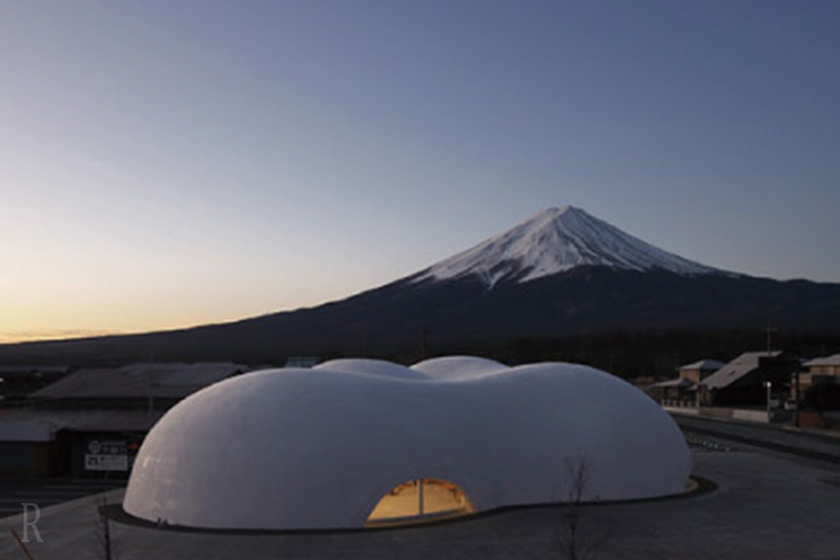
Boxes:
[413,206,721,287]
[2,206,840,364]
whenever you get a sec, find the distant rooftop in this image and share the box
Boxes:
[678,359,724,372]
[804,354,840,367]
[701,351,783,390]
[0,408,166,440]
[284,357,320,368]
[32,362,249,400]
[651,377,696,389]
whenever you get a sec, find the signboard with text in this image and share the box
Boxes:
[69,432,144,477]
[84,439,130,471]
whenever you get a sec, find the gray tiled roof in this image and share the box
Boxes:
[32,362,249,400]
[0,408,166,438]
[651,377,696,388]
[678,359,724,372]
[804,354,840,367]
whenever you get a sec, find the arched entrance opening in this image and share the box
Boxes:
[365,478,475,527]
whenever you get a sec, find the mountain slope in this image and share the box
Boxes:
[2,206,839,364]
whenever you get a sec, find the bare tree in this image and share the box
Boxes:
[559,452,609,560]
[93,496,117,560]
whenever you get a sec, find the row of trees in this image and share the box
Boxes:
[401,328,840,380]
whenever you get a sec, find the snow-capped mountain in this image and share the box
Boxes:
[414,206,719,287]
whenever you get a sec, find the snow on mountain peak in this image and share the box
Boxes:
[413,206,720,287]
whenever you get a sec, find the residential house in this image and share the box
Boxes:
[649,359,723,405]
[699,351,800,406]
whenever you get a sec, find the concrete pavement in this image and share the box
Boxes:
[2,435,840,559]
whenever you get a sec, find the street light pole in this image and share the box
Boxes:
[764,380,773,422]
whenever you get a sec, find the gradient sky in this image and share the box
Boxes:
[2,1,839,343]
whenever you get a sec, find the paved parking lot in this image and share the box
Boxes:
[0,478,125,518]
[2,436,839,560]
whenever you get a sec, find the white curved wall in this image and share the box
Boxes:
[124,359,690,530]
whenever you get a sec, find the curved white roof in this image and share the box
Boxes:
[315,358,429,380]
[124,358,690,530]
[411,355,508,380]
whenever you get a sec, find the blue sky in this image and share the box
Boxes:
[1,1,839,341]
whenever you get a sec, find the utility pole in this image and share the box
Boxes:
[147,369,153,425]
[146,352,156,425]
[420,324,430,360]
[793,366,802,427]
[766,327,778,354]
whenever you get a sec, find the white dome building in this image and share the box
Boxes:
[410,355,508,379]
[123,357,691,530]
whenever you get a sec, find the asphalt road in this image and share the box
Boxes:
[673,413,840,464]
